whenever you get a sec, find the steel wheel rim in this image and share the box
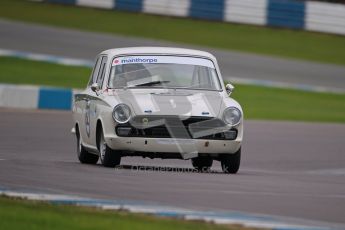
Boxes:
[100,133,106,161]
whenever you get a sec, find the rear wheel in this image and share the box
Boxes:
[76,128,99,164]
[98,129,121,168]
[191,156,213,172]
[221,148,241,174]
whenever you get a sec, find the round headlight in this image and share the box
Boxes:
[113,104,131,124]
[223,107,242,126]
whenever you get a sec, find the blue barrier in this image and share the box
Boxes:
[115,0,143,12]
[47,0,76,4]
[38,88,73,110]
[189,0,225,21]
[267,0,306,29]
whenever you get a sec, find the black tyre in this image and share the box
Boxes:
[191,156,213,172]
[98,129,121,168]
[221,147,241,174]
[76,128,99,164]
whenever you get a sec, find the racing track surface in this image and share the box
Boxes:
[0,108,345,228]
[1,19,345,90]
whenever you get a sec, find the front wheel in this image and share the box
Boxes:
[98,129,121,168]
[76,129,99,164]
[221,147,241,174]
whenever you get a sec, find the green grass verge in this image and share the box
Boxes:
[0,57,90,89]
[232,84,345,123]
[0,196,247,230]
[1,0,345,65]
[1,57,345,123]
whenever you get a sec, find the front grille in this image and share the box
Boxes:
[116,116,237,140]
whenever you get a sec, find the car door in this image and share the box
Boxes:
[79,56,102,146]
[88,55,108,147]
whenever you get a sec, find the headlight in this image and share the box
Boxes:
[223,107,242,126]
[112,104,131,124]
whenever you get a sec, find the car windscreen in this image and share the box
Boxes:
[108,56,221,91]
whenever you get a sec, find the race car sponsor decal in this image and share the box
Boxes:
[112,56,215,68]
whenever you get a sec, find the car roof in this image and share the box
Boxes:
[100,47,216,60]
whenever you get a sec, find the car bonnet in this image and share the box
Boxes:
[106,88,223,118]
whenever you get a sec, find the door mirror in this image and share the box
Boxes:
[225,83,234,95]
[91,83,100,92]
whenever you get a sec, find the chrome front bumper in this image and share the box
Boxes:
[104,135,241,159]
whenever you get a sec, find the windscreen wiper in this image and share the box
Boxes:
[134,80,170,87]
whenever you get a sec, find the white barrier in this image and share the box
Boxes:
[76,0,114,9]
[224,0,267,26]
[0,84,39,109]
[143,0,190,17]
[306,1,345,35]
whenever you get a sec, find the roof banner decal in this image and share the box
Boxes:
[112,56,215,68]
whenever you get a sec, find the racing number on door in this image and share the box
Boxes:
[85,99,91,137]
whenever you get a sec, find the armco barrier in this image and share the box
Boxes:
[43,0,345,35]
[0,84,76,111]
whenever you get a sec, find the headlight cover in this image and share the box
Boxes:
[223,107,242,126]
[113,104,131,124]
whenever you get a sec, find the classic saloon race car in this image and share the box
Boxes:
[72,47,243,173]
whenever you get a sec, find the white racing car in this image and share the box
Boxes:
[72,47,243,173]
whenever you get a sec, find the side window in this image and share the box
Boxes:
[88,57,102,86]
[96,56,108,87]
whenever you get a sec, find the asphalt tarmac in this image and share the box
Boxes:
[0,108,344,228]
[1,19,345,90]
